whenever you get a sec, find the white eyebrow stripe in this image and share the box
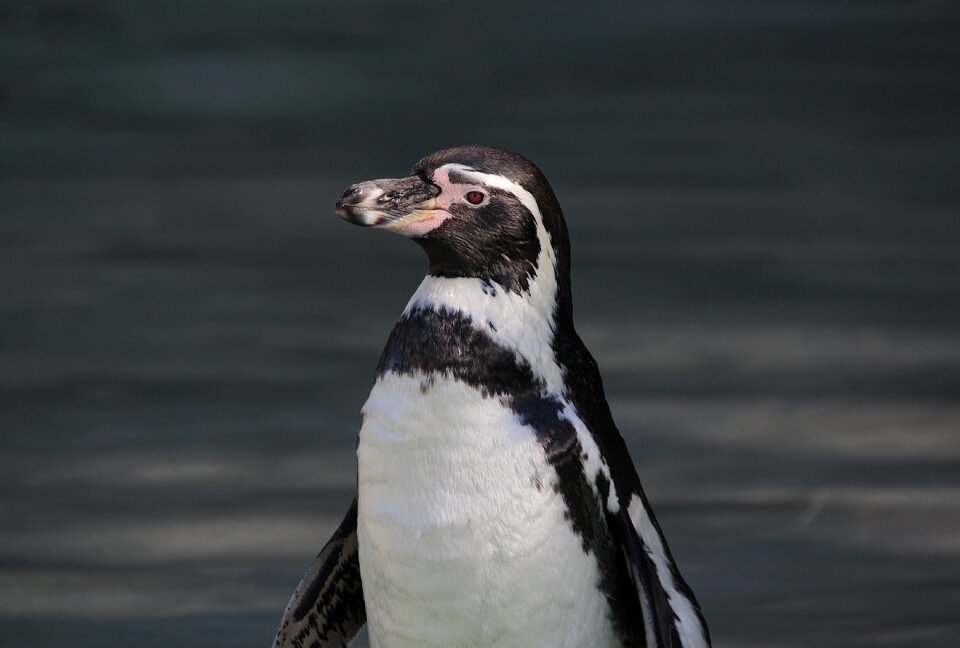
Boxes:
[439,164,541,221]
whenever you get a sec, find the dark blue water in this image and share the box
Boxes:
[2,1,959,646]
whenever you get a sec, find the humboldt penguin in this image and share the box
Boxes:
[273,146,710,648]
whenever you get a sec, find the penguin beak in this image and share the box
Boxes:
[336,175,448,237]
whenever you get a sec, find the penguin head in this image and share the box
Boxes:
[336,146,570,298]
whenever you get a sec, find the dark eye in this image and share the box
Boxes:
[464,190,485,205]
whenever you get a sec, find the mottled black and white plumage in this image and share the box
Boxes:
[273,146,710,648]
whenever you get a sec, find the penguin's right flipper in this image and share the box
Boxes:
[272,496,365,648]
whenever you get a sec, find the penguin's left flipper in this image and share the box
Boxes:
[608,496,711,648]
[272,496,365,648]
[608,500,679,647]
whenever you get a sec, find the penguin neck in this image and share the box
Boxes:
[402,266,569,396]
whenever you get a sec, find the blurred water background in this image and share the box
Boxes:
[2,1,959,646]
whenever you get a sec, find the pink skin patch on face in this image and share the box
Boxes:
[398,210,452,236]
[395,166,460,237]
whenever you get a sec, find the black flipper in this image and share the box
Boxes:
[272,496,366,648]
[609,498,696,647]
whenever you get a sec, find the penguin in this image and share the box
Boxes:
[272,146,710,648]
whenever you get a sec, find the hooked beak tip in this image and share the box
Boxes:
[335,181,387,226]
[334,176,440,232]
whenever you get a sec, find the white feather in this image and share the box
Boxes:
[357,373,620,648]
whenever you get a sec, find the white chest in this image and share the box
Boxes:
[356,373,620,648]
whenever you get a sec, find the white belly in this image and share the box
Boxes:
[357,373,620,648]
